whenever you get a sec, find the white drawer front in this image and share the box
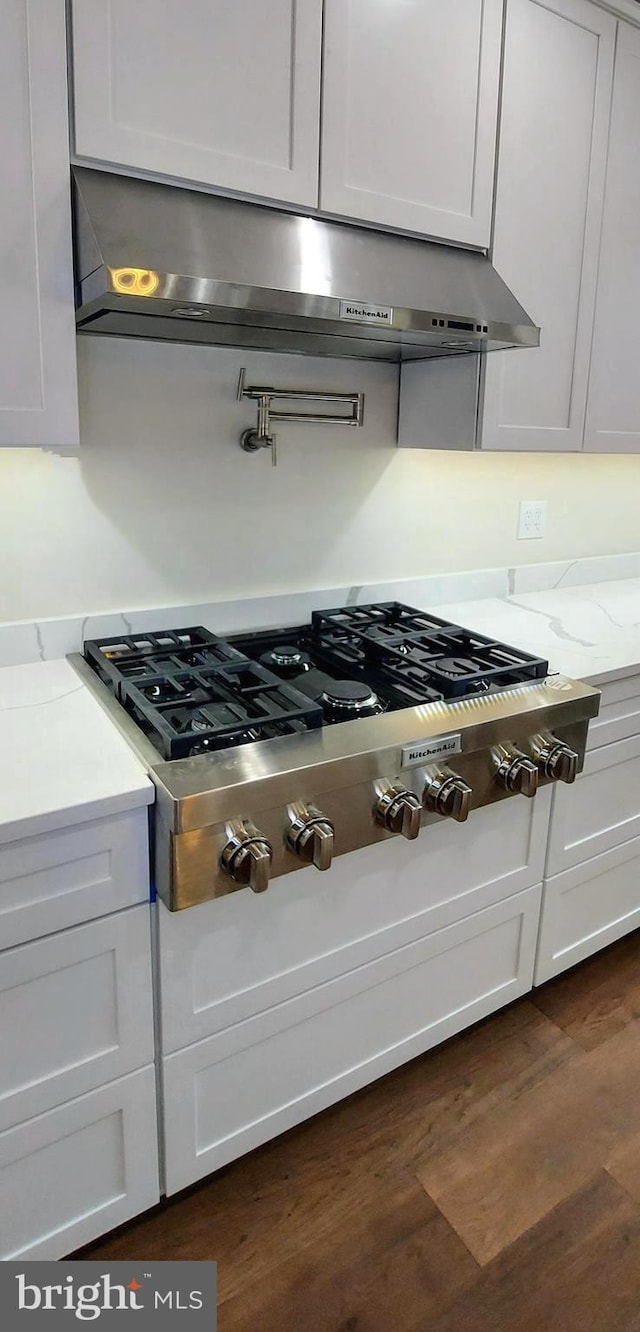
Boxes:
[0,1066,158,1259]
[547,734,640,875]
[159,791,550,1052]
[162,886,540,1193]
[587,675,640,749]
[0,809,149,950]
[535,836,640,983]
[0,906,154,1130]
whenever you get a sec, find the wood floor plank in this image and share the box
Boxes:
[415,1015,640,1264]
[607,1129,640,1204]
[218,1169,477,1332]
[532,932,640,1051]
[76,999,573,1299]
[72,944,640,1329]
[412,1171,640,1332]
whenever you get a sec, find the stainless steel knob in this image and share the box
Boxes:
[492,745,539,799]
[375,786,422,840]
[287,804,335,871]
[422,767,472,822]
[530,733,579,785]
[221,821,273,893]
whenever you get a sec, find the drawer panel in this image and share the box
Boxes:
[547,734,640,875]
[587,675,640,749]
[0,1066,158,1259]
[535,837,640,983]
[162,886,540,1193]
[159,791,550,1052]
[0,809,149,949]
[0,906,154,1130]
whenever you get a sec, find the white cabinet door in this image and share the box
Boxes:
[584,23,640,453]
[535,837,640,983]
[546,734,640,875]
[0,906,154,1131]
[0,1067,158,1260]
[482,0,615,451]
[0,0,78,448]
[158,790,550,1052]
[320,0,503,244]
[162,886,541,1192]
[71,0,323,209]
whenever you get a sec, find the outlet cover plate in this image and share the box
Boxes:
[518,499,547,540]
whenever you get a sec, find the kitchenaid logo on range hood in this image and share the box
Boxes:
[339,300,394,325]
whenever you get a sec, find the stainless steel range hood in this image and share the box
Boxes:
[72,167,540,363]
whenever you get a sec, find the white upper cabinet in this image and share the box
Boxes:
[481,0,615,452]
[0,0,78,449]
[70,0,323,209]
[584,22,640,454]
[320,0,503,245]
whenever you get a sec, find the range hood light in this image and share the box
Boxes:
[109,266,159,296]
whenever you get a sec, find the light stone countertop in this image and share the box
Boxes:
[430,578,640,686]
[0,659,153,846]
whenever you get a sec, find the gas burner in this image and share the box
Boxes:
[190,714,213,733]
[320,680,385,721]
[261,646,312,677]
[189,729,260,756]
[145,680,184,703]
[433,656,486,679]
[186,711,262,755]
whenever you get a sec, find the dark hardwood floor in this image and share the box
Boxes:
[75,932,640,1330]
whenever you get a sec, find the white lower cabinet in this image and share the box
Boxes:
[0,809,157,1260]
[536,673,640,981]
[158,790,550,1052]
[546,733,640,875]
[586,675,640,750]
[0,1067,158,1260]
[0,906,154,1132]
[535,837,640,983]
[0,807,150,950]
[158,791,550,1191]
[161,886,541,1193]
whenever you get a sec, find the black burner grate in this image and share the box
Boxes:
[84,604,549,758]
[84,628,323,759]
[311,602,548,697]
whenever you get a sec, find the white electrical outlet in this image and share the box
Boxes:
[517,499,547,540]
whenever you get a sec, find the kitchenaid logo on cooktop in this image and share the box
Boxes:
[401,733,462,767]
[339,299,393,325]
[2,1263,216,1327]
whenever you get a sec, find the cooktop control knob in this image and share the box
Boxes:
[221,821,273,894]
[530,733,579,785]
[422,767,472,823]
[492,745,539,799]
[375,786,422,841]
[287,805,335,871]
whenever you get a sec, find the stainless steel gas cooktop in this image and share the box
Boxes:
[72,602,600,910]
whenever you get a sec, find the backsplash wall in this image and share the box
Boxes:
[1,336,639,622]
